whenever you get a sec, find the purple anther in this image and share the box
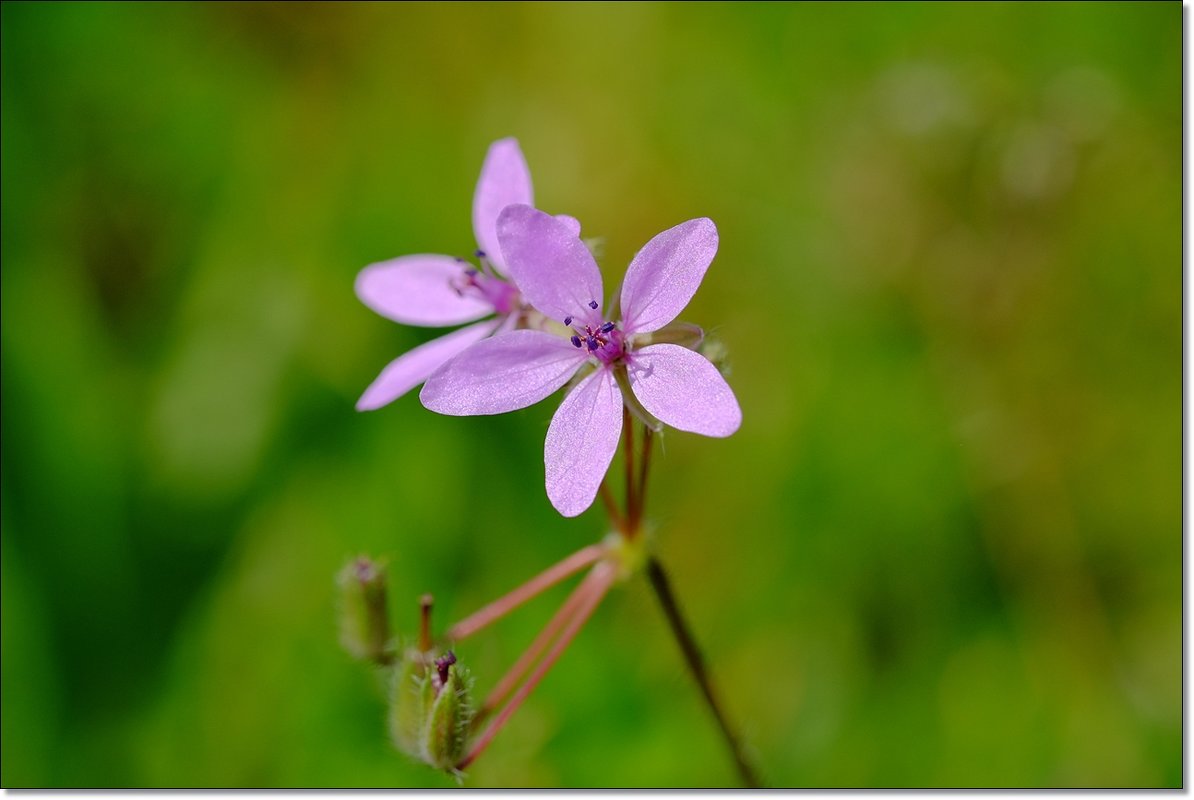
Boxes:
[588,300,599,310]
[600,322,615,333]
[435,651,457,686]
[474,249,486,259]
[464,268,478,277]
[564,316,572,326]
[570,335,582,348]
[586,337,599,351]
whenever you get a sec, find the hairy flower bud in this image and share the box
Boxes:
[389,648,430,755]
[423,654,474,770]
[337,556,392,664]
[389,647,475,773]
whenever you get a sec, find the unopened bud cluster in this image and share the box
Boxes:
[338,558,475,775]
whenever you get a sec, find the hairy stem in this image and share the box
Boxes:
[646,556,761,788]
[446,543,606,642]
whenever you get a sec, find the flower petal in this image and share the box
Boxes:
[356,254,493,326]
[472,138,533,273]
[554,214,582,237]
[357,318,499,411]
[628,343,741,437]
[420,329,587,416]
[620,218,719,335]
[497,205,605,327]
[545,369,623,517]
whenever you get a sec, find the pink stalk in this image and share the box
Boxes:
[479,557,602,717]
[445,543,606,642]
[598,480,625,532]
[458,561,617,770]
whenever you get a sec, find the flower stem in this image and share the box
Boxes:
[598,480,625,533]
[635,425,653,530]
[459,561,617,770]
[623,406,636,526]
[645,556,761,788]
[475,557,603,720]
[418,594,434,653]
[446,543,606,642]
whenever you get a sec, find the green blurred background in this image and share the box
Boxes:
[1,1,1181,788]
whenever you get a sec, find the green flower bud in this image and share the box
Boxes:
[388,648,475,774]
[422,653,475,771]
[337,556,392,664]
[388,647,430,755]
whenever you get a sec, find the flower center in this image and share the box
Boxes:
[451,251,518,314]
[565,300,624,364]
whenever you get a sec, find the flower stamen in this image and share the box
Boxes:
[448,256,518,314]
[566,315,622,362]
[474,249,498,278]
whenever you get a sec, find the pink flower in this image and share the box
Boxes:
[421,205,741,517]
[355,139,579,411]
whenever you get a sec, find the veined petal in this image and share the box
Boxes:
[356,255,493,326]
[545,369,623,517]
[497,205,605,327]
[628,343,741,437]
[620,218,719,335]
[420,329,587,416]
[357,318,499,411]
[472,138,533,273]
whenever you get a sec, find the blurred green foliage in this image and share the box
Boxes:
[1,1,1180,788]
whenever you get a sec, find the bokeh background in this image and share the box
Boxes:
[1,1,1181,788]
